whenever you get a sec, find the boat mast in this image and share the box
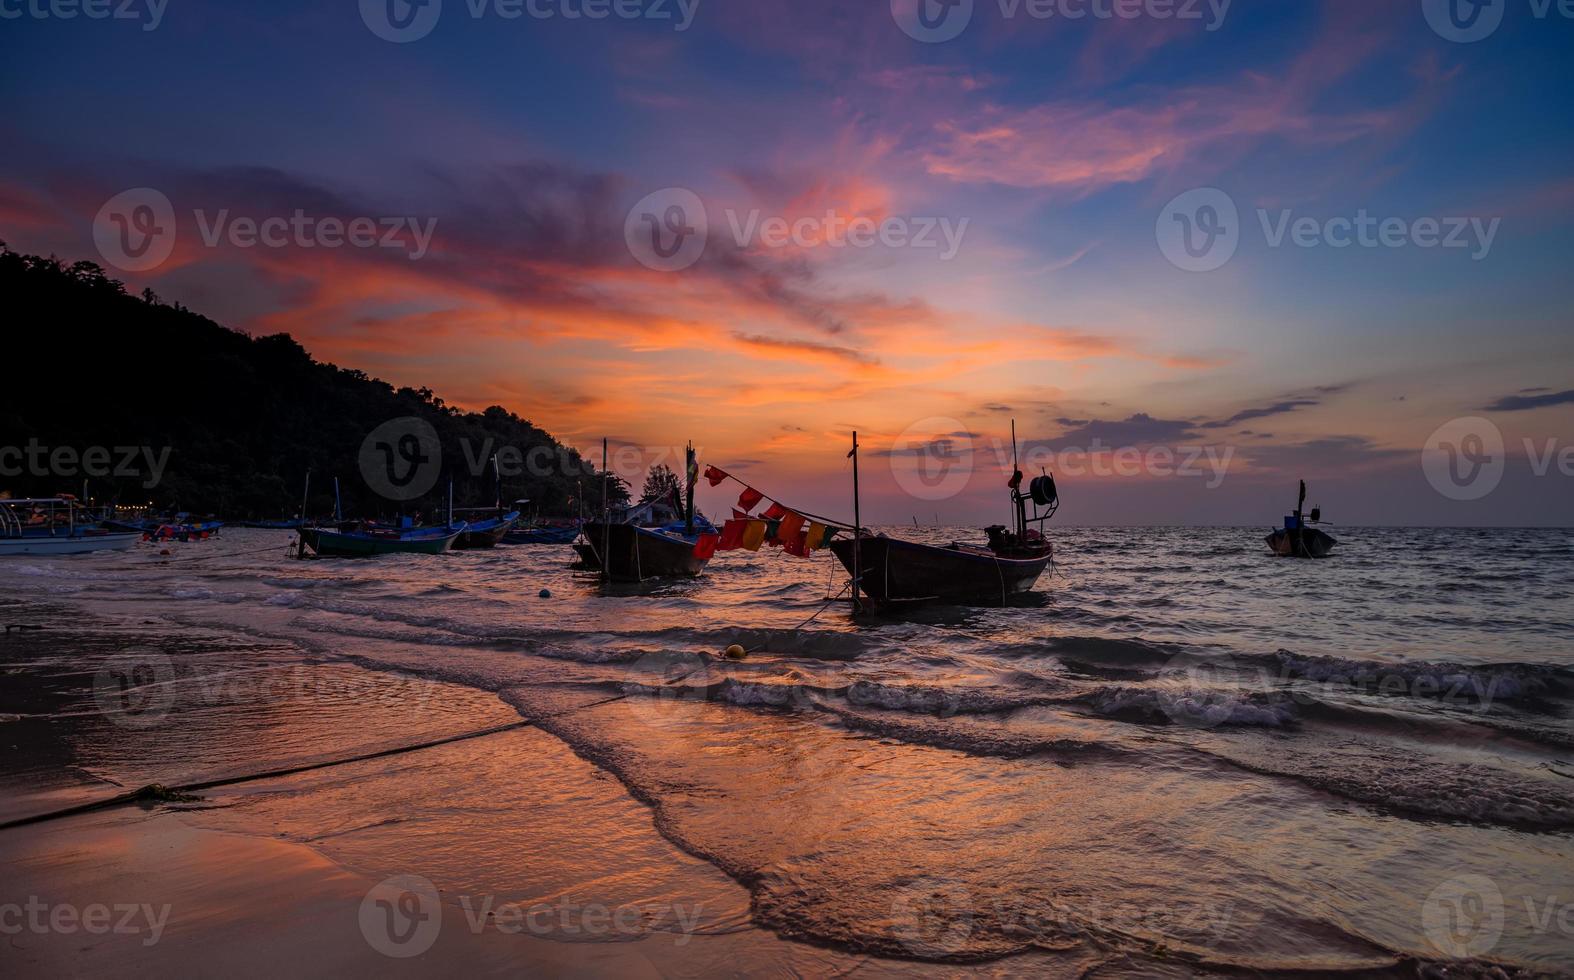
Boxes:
[684,442,696,536]
[333,477,342,523]
[849,431,862,612]
[601,438,611,583]
[300,470,311,521]
[1011,419,1026,538]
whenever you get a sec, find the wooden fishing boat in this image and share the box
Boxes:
[828,532,1053,606]
[0,499,141,556]
[297,522,466,557]
[831,423,1058,608]
[503,522,581,545]
[454,511,520,549]
[1265,481,1337,558]
[575,522,713,579]
[575,443,716,581]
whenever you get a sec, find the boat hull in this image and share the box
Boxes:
[828,535,1052,606]
[454,514,520,550]
[502,524,582,545]
[298,526,461,557]
[575,523,710,580]
[0,531,142,556]
[1265,527,1337,558]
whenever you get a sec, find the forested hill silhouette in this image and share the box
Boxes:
[0,243,628,519]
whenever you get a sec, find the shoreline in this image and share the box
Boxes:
[2,586,1569,977]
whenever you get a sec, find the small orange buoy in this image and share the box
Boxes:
[724,644,747,660]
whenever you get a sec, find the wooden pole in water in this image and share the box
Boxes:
[601,438,611,582]
[849,431,862,612]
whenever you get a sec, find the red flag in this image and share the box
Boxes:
[781,531,810,557]
[717,519,748,551]
[703,465,728,488]
[736,487,763,512]
[761,502,788,521]
[777,511,805,544]
[692,533,720,560]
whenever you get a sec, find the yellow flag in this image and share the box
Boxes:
[741,520,768,552]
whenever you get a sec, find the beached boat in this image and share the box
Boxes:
[0,498,142,556]
[1266,481,1337,558]
[454,511,520,549]
[829,425,1058,607]
[297,522,466,557]
[575,444,716,581]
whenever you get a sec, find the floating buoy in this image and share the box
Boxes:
[724,644,747,660]
[159,549,172,557]
[539,589,551,599]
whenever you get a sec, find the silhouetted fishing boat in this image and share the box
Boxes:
[575,443,717,581]
[830,423,1058,607]
[0,498,141,556]
[454,510,520,549]
[297,522,466,557]
[1266,481,1337,558]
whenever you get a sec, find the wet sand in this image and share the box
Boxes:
[0,617,1085,977]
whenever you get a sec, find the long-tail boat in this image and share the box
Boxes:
[0,498,141,556]
[575,443,717,581]
[1265,481,1337,558]
[453,510,520,549]
[828,423,1058,608]
[297,521,466,557]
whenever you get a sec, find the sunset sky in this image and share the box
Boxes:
[3,0,1571,524]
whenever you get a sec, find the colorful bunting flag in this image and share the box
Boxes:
[736,487,764,512]
[777,511,805,545]
[805,521,829,552]
[703,465,728,487]
[740,520,768,551]
[718,519,748,551]
[762,502,788,521]
[692,533,720,560]
[781,531,809,558]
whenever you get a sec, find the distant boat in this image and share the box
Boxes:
[297,522,466,557]
[233,518,305,530]
[1265,481,1337,558]
[829,423,1058,607]
[0,498,141,556]
[502,521,582,545]
[454,511,520,549]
